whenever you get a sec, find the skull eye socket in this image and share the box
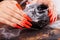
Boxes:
[37,4,48,10]
[38,11,45,14]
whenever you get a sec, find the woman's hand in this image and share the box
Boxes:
[37,0,57,24]
[0,1,32,29]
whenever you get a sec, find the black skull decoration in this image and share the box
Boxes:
[24,4,50,29]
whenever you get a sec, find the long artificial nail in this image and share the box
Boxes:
[50,16,53,24]
[48,10,52,17]
[16,3,22,10]
[24,14,32,22]
[24,24,31,28]
[25,20,32,26]
[20,20,31,28]
[13,24,23,30]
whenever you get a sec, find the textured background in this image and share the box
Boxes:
[0,24,60,40]
[18,27,60,40]
[0,0,60,40]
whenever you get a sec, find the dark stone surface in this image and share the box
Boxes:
[18,26,60,40]
[0,23,60,40]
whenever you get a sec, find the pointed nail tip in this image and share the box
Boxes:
[27,27,31,29]
[24,14,32,21]
[25,21,32,26]
[24,24,31,28]
[28,24,32,26]
[13,24,23,29]
[16,3,22,10]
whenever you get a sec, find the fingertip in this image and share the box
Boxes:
[12,24,23,30]
[19,20,32,29]
[54,17,57,21]
[48,9,52,16]
[15,26,23,30]
[24,24,31,29]
[21,20,31,28]
[16,3,22,10]
[24,14,32,22]
[25,21,32,26]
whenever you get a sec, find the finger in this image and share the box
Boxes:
[6,2,32,22]
[48,9,52,17]
[48,9,53,24]
[0,2,29,21]
[24,24,31,28]
[48,9,57,24]
[12,24,23,30]
[0,17,22,29]
[0,10,31,28]
[21,20,31,28]
[1,5,26,21]
[0,13,23,29]
[9,1,22,10]
[19,19,32,28]
[0,10,24,27]
[24,20,32,26]
[0,17,14,27]
[16,4,32,21]
[21,20,32,28]
[0,2,32,28]
[14,4,32,22]
[16,3,22,10]
[50,15,54,24]
[4,1,23,17]
[0,6,20,21]
[0,1,32,29]
[21,20,32,27]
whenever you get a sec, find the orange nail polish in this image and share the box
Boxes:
[16,3,22,10]
[25,20,32,26]
[24,14,32,21]
[24,24,31,28]
[13,24,23,30]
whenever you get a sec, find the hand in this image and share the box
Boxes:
[27,0,57,24]
[0,1,32,29]
[37,0,57,24]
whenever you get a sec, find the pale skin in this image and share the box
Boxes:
[0,0,56,29]
[0,1,32,29]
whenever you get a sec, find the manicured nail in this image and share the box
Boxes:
[20,20,31,28]
[13,24,23,30]
[24,14,32,22]
[24,24,31,28]
[25,20,32,26]
[16,3,22,10]
[48,10,52,17]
